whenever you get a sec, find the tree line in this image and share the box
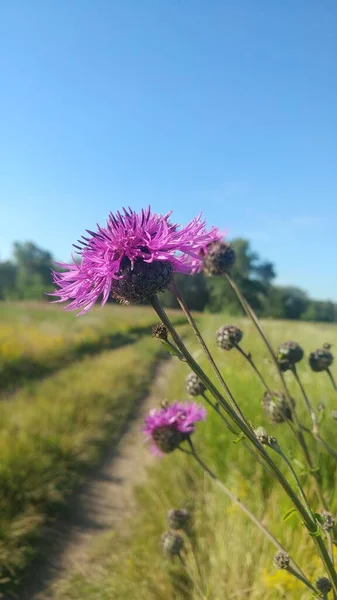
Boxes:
[0,240,336,322]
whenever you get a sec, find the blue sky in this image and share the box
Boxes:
[1,1,336,299]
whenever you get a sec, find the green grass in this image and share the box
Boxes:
[0,302,185,595]
[0,302,184,392]
[53,315,337,600]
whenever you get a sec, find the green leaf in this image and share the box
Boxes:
[233,433,245,444]
[160,340,185,361]
[283,508,297,522]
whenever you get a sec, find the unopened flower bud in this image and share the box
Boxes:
[321,511,335,531]
[167,508,191,530]
[273,551,290,569]
[309,348,334,372]
[161,531,184,557]
[254,427,269,445]
[216,325,243,351]
[316,577,332,594]
[185,372,206,397]
[277,341,304,371]
[152,323,168,341]
[203,241,236,276]
[262,391,294,424]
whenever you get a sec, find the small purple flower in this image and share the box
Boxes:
[144,401,207,455]
[51,207,218,314]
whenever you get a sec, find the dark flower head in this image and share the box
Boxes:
[167,508,191,530]
[309,347,334,372]
[202,240,236,276]
[152,323,168,341]
[144,401,206,455]
[185,372,206,397]
[254,427,269,445]
[51,207,218,314]
[216,325,243,350]
[273,551,290,570]
[277,341,304,371]
[262,391,294,424]
[161,531,184,557]
[321,511,335,532]
[316,577,332,594]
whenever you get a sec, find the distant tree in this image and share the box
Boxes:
[12,242,54,299]
[0,261,17,299]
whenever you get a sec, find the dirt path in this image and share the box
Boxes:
[20,358,174,600]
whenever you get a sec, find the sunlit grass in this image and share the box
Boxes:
[54,315,337,600]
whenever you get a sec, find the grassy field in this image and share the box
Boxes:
[0,302,185,596]
[52,315,337,600]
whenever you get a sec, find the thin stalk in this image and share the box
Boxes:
[292,365,318,435]
[286,566,318,596]
[269,439,313,517]
[185,439,314,591]
[301,424,337,462]
[327,368,337,392]
[225,272,330,511]
[235,343,273,396]
[150,295,337,591]
[172,281,249,425]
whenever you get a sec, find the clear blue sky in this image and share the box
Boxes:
[1,1,336,299]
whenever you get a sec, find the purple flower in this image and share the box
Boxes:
[51,207,218,314]
[144,401,207,455]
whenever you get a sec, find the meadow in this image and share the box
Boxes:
[0,302,184,596]
[51,314,337,600]
[0,303,336,599]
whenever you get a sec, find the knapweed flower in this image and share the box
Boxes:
[316,577,332,595]
[161,531,184,557]
[167,508,191,530]
[185,372,206,396]
[216,325,243,350]
[262,391,294,424]
[51,207,218,314]
[273,551,290,570]
[198,229,236,276]
[277,341,304,372]
[309,347,334,372]
[144,401,206,455]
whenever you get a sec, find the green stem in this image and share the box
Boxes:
[292,366,318,435]
[185,439,314,592]
[150,295,337,592]
[235,343,274,396]
[327,368,337,393]
[172,281,249,425]
[286,566,318,596]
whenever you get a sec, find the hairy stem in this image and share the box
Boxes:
[235,343,273,396]
[292,365,318,435]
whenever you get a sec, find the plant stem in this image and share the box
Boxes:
[185,439,314,592]
[292,366,318,435]
[286,566,318,596]
[150,295,337,591]
[225,272,330,511]
[172,281,248,425]
[235,343,273,396]
[327,368,337,392]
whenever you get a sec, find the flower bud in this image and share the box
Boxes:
[152,323,168,340]
[203,241,236,276]
[316,577,332,594]
[167,508,191,530]
[273,551,290,569]
[321,511,335,532]
[216,325,243,351]
[277,341,304,371]
[309,348,334,372]
[161,531,184,557]
[262,391,294,424]
[254,427,269,445]
[185,372,206,397]
[152,426,184,453]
